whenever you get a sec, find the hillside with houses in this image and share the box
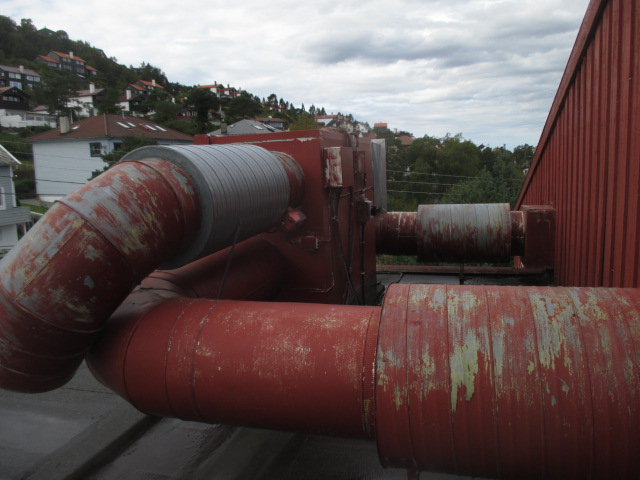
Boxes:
[0,14,533,257]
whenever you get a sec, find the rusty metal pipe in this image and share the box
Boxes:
[376,204,526,262]
[376,284,640,479]
[0,158,200,393]
[0,144,304,393]
[88,298,381,438]
[87,284,640,479]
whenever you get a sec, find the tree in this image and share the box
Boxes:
[225,92,262,122]
[185,87,220,129]
[31,67,83,116]
[289,113,319,131]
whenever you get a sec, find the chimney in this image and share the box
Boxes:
[126,89,132,100]
[19,65,24,74]
[89,83,96,94]
[59,116,71,134]
[152,79,156,87]
[69,51,74,60]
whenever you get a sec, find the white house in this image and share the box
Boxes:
[66,83,106,118]
[0,145,32,256]
[28,114,193,203]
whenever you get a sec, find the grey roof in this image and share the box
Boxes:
[209,119,283,136]
[0,64,40,77]
[0,144,21,166]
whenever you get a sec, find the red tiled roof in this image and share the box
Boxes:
[26,114,193,143]
[38,55,59,64]
[138,79,164,88]
[86,65,98,72]
[129,84,146,91]
[51,50,87,63]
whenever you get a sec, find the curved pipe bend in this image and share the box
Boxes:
[0,144,302,393]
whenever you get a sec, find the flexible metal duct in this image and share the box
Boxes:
[122,144,303,268]
[0,145,303,393]
[87,284,640,479]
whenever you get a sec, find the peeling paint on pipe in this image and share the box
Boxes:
[0,144,304,393]
[416,203,513,262]
[88,299,381,438]
[0,159,200,392]
[376,284,640,479]
[87,283,640,479]
[376,204,526,262]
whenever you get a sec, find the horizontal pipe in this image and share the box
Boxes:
[376,204,526,262]
[377,284,640,479]
[87,284,640,479]
[88,298,380,438]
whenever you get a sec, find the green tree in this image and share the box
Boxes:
[185,87,220,130]
[289,113,319,130]
[225,92,262,122]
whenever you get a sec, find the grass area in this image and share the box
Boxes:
[24,203,49,214]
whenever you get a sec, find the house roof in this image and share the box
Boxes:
[74,88,106,97]
[128,83,146,92]
[51,51,87,63]
[0,86,29,98]
[0,64,40,77]
[37,55,59,64]
[27,114,193,143]
[0,144,21,166]
[208,119,283,136]
[138,80,164,89]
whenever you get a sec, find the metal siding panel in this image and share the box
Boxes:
[518,0,638,287]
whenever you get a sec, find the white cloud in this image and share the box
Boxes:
[4,0,590,147]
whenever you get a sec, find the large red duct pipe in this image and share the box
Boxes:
[0,145,303,393]
[87,284,640,479]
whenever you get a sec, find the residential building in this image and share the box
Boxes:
[0,64,42,90]
[36,51,98,78]
[398,134,414,149]
[118,84,147,114]
[135,79,164,93]
[0,145,32,257]
[197,83,241,101]
[0,86,56,128]
[28,114,193,202]
[66,83,106,117]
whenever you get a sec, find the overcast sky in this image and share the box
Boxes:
[5,0,590,148]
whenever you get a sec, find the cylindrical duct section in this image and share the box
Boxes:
[122,144,304,268]
[0,159,200,392]
[377,284,640,479]
[375,211,417,255]
[88,299,380,438]
[416,203,514,262]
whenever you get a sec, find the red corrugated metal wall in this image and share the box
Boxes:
[517,0,639,287]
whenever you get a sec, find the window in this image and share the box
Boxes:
[8,81,22,89]
[8,73,20,79]
[0,187,5,210]
[89,142,102,157]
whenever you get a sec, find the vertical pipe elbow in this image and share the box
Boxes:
[0,158,200,392]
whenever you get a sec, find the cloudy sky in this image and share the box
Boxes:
[5,0,590,148]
